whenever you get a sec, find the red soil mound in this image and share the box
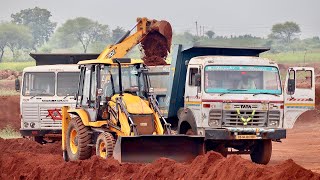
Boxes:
[0,138,319,180]
[0,70,21,80]
[141,31,168,66]
[316,84,320,105]
[0,96,20,130]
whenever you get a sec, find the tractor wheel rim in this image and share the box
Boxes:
[70,129,78,154]
[99,141,106,158]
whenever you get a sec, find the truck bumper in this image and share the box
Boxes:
[204,128,286,140]
[20,129,62,137]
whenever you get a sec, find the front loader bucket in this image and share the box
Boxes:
[113,135,204,163]
[150,20,172,52]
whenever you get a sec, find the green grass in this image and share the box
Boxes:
[0,61,35,71]
[0,126,21,139]
[261,51,320,63]
[0,89,19,96]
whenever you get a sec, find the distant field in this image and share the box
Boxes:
[0,51,319,72]
[0,61,35,71]
[261,51,320,63]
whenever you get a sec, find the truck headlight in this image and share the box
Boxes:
[30,122,35,128]
[269,120,279,127]
[208,109,221,127]
[209,120,219,127]
[23,122,29,128]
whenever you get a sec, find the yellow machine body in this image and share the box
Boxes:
[61,17,204,163]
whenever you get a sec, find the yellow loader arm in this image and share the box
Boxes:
[97,17,172,60]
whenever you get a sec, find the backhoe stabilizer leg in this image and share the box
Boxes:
[61,106,71,162]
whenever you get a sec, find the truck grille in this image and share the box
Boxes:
[22,104,39,122]
[268,111,280,121]
[22,103,74,130]
[40,106,63,129]
[222,110,267,127]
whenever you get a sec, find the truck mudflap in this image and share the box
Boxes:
[204,128,286,140]
[113,135,205,163]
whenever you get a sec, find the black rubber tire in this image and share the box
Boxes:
[96,132,115,159]
[250,139,272,165]
[66,117,92,161]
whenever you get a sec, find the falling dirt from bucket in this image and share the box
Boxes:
[141,31,169,66]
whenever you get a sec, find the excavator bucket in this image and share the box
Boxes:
[150,20,173,52]
[113,135,204,163]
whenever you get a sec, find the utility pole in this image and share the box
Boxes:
[203,26,205,37]
[195,21,198,36]
[199,26,202,36]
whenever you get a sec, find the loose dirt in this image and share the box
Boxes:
[270,108,320,173]
[0,95,20,130]
[0,137,319,180]
[0,63,320,179]
[141,31,168,66]
[0,70,21,80]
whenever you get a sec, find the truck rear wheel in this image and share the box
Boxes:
[96,132,115,159]
[250,139,272,165]
[66,117,92,161]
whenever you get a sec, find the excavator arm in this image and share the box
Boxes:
[97,17,172,60]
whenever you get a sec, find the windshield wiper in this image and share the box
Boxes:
[63,94,71,99]
[253,92,280,97]
[219,89,248,96]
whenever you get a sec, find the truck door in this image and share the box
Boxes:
[184,66,202,126]
[283,67,315,128]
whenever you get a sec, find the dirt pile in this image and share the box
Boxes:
[0,70,21,80]
[316,84,320,105]
[0,138,319,180]
[0,96,20,130]
[141,31,168,66]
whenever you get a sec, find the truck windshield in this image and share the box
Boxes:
[57,72,79,96]
[101,65,146,97]
[204,66,281,94]
[22,72,55,96]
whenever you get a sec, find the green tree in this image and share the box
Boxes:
[205,30,215,39]
[0,23,32,59]
[111,26,126,43]
[0,27,6,62]
[269,21,301,43]
[11,7,57,51]
[55,17,110,53]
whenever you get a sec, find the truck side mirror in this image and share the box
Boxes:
[287,79,295,95]
[195,73,201,87]
[15,78,20,92]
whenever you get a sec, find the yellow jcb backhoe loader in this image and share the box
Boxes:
[60,17,204,163]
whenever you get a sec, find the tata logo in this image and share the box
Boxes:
[241,105,252,108]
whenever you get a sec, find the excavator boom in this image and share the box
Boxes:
[98,17,172,60]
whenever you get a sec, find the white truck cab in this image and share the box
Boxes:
[148,45,316,164]
[183,56,315,134]
[20,64,79,143]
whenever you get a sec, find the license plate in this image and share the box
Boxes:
[235,135,258,139]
